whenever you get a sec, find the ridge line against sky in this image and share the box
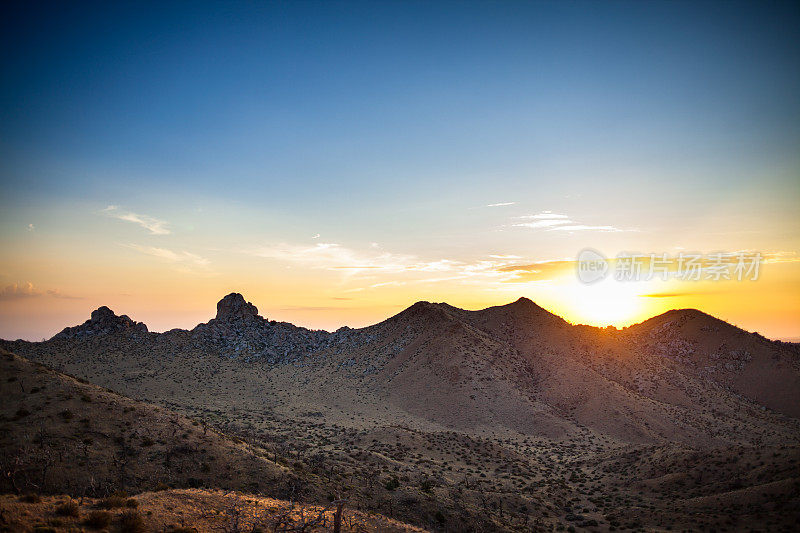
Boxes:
[1,1,798,340]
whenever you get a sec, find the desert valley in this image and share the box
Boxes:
[1,293,798,532]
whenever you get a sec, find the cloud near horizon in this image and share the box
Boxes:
[513,211,629,232]
[0,282,82,301]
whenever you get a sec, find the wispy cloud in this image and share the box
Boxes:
[279,305,343,311]
[46,289,83,300]
[515,219,572,229]
[513,211,630,232]
[550,224,625,232]
[518,212,569,220]
[486,201,517,207]
[124,244,211,273]
[0,282,82,301]
[763,251,800,264]
[641,292,713,298]
[495,260,575,282]
[243,241,563,291]
[103,206,170,235]
[245,242,420,273]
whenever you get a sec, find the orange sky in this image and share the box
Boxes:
[1,2,799,342]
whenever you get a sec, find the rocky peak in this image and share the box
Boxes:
[190,293,331,362]
[507,296,552,316]
[52,306,148,340]
[510,296,538,308]
[216,293,260,321]
[390,301,458,325]
[91,306,116,323]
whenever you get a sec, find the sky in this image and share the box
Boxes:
[1,1,799,341]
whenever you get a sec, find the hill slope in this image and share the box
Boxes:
[0,348,300,498]
[3,294,799,447]
[2,295,800,531]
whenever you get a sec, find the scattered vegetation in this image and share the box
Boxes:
[119,510,146,533]
[84,510,112,529]
[55,499,80,517]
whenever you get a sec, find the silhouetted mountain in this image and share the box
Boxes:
[52,306,148,339]
[7,293,797,444]
[2,294,799,532]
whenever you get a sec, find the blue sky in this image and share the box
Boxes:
[1,1,799,339]
[3,1,798,203]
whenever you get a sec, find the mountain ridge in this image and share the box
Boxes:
[3,292,798,439]
[39,292,786,344]
[2,293,799,531]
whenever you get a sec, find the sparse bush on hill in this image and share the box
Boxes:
[98,494,127,509]
[55,499,80,517]
[119,510,146,533]
[84,510,112,529]
[384,476,400,491]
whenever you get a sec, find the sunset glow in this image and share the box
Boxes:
[1,2,798,341]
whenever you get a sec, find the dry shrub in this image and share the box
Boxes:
[119,510,146,533]
[98,495,126,509]
[84,510,112,529]
[55,499,80,517]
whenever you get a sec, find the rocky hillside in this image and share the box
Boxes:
[0,348,305,499]
[0,489,427,533]
[2,295,800,532]
[52,306,148,339]
[186,292,332,362]
[624,308,800,418]
[2,294,799,447]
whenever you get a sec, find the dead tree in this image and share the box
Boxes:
[332,499,347,533]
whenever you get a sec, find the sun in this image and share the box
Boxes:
[558,278,648,327]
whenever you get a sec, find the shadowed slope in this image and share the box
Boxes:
[2,295,798,447]
[0,348,300,498]
[626,309,800,418]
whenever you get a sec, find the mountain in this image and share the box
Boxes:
[53,305,148,339]
[2,293,799,531]
[625,308,800,418]
[3,294,798,444]
[187,292,331,362]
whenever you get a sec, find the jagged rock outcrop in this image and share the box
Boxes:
[190,293,330,362]
[52,306,148,339]
[216,292,259,320]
